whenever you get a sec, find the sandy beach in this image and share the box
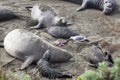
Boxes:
[0,0,120,80]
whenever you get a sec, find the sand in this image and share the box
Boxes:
[0,0,120,80]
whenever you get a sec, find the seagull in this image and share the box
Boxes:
[70,35,89,42]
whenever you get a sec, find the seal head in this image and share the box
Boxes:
[103,0,116,14]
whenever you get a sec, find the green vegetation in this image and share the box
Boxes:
[0,70,3,80]
[6,71,31,80]
[77,58,120,80]
[0,74,3,80]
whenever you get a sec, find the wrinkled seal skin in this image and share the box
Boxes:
[78,0,116,14]
[4,29,72,78]
[85,45,114,68]
[47,26,79,39]
[65,0,116,14]
[0,9,18,21]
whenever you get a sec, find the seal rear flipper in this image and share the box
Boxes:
[37,50,72,78]
[37,59,72,78]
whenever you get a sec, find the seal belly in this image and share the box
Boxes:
[4,29,44,60]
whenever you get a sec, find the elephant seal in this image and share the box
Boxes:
[85,45,114,68]
[46,26,79,39]
[47,26,89,46]
[26,5,67,29]
[65,0,116,14]
[0,9,19,21]
[4,29,72,78]
[78,0,116,14]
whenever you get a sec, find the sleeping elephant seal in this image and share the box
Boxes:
[26,5,67,29]
[3,29,72,78]
[46,26,88,46]
[0,9,19,21]
[46,26,79,39]
[85,45,114,68]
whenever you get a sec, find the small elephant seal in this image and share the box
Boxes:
[47,26,79,39]
[4,29,72,78]
[26,5,67,29]
[85,45,114,68]
[47,26,89,46]
[0,9,19,21]
[66,0,116,14]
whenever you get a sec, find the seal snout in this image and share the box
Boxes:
[107,5,112,8]
[64,52,72,60]
[68,54,72,59]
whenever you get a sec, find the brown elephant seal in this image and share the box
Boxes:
[65,0,116,14]
[85,45,114,68]
[4,29,72,78]
[0,9,20,21]
[26,5,67,29]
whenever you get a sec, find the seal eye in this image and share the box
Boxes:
[111,3,114,5]
[105,1,108,3]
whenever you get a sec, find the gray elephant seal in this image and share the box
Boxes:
[85,45,114,68]
[47,26,79,39]
[0,9,19,21]
[26,5,67,29]
[65,0,116,14]
[47,26,88,46]
[4,29,72,78]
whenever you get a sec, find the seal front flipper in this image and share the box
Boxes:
[30,21,43,29]
[20,56,35,70]
[25,6,32,11]
[37,50,72,78]
[30,15,44,29]
[76,0,88,11]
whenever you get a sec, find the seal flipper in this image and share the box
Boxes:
[37,50,72,78]
[20,56,35,70]
[77,0,88,11]
[30,19,43,29]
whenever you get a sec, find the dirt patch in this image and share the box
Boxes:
[0,0,120,80]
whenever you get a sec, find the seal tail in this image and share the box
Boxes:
[37,50,72,78]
